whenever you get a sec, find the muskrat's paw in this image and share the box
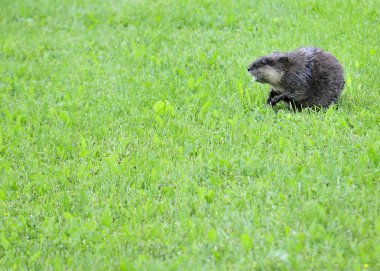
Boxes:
[266,97,276,106]
[266,96,273,106]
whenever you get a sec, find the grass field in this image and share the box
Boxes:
[0,0,379,270]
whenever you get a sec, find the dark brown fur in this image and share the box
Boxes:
[247,47,345,110]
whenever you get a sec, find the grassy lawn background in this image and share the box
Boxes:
[0,0,379,270]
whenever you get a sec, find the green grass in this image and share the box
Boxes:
[0,0,379,270]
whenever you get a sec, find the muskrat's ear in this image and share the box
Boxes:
[279,56,289,64]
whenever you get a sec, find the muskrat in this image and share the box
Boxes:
[247,47,345,110]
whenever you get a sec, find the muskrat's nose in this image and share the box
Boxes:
[247,67,251,71]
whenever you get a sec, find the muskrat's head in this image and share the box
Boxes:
[247,53,290,86]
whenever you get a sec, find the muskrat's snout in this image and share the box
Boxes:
[247,63,256,74]
[247,62,256,72]
[247,64,259,81]
[247,65,259,82]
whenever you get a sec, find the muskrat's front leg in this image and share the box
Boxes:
[269,92,303,111]
[266,88,281,105]
[268,92,290,107]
